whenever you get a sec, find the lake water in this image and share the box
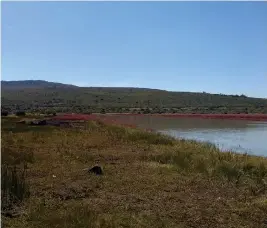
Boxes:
[111,115,267,157]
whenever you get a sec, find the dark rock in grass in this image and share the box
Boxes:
[46,120,61,126]
[38,120,47,125]
[17,120,26,124]
[30,120,47,126]
[88,166,103,175]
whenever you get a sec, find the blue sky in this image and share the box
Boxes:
[2,2,267,98]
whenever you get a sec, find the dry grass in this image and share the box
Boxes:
[1,117,267,228]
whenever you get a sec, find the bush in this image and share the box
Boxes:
[1,111,9,116]
[127,131,174,145]
[216,162,242,181]
[143,108,151,114]
[16,111,26,116]
[151,151,193,170]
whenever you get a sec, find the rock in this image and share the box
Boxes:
[30,120,47,126]
[17,121,25,124]
[46,120,60,126]
[38,120,47,125]
[88,166,103,175]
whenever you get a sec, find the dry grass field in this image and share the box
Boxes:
[1,116,267,228]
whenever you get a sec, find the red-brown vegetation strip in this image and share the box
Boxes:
[52,113,267,133]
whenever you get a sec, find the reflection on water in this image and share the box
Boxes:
[111,115,267,156]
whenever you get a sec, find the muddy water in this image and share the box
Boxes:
[110,115,267,157]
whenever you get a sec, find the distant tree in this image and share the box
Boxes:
[100,108,106,114]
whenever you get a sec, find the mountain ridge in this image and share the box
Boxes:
[1,80,264,98]
[1,80,267,114]
[1,80,78,89]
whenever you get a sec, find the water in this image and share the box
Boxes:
[111,115,267,156]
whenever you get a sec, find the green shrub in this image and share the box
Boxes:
[215,161,242,181]
[152,151,192,170]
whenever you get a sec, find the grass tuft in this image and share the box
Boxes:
[126,131,174,145]
[1,165,30,211]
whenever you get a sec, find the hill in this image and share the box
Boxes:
[1,80,77,90]
[1,80,267,114]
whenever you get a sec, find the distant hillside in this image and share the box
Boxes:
[1,80,77,90]
[1,80,267,114]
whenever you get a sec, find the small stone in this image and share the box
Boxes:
[17,120,26,124]
[88,166,103,175]
[30,120,47,126]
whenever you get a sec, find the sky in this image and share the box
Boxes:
[1,2,267,98]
